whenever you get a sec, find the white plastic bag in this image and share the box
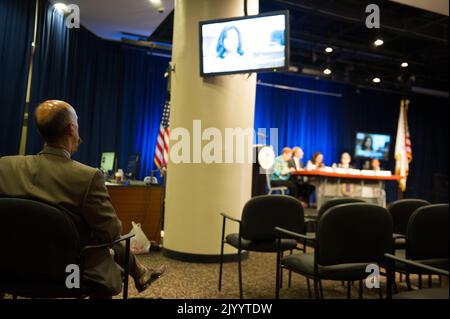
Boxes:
[130,221,151,254]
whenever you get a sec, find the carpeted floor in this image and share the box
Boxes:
[1,249,443,299]
[115,249,439,299]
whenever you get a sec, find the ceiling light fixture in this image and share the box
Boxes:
[372,77,381,83]
[401,62,409,68]
[374,39,384,46]
[325,47,333,53]
[54,3,68,12]
[323,68,332,75]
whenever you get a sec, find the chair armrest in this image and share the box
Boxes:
[220,212,241,223]
[81,233,135,252]
[384,253,449,276]
[274,227,315,241]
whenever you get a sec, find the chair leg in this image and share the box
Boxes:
[313,278,320,299]
[319,280,324,299]
[218,240,225,291]
[288,249,293,288]
[275,260,281,299]
[406,272,412,291]
[359,280,363,299]
[238,248,243,299]
[306,277,312,299]
[123,237,131,300]
[347,281,351,299]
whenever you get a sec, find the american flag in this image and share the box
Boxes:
[394,99,412,192]
[154,101,170,170]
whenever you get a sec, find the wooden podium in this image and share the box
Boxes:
[106,184,164,244]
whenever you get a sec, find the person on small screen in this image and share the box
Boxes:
[338,152,354,169]
[362,135,373,151]
[216,25,244,59]
[370,158,381,171]
[306,152,325,170]
[270,147,298,198]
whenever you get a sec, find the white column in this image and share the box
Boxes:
[163,0,259,260]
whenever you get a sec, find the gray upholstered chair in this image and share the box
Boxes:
[218,195,305,299]
[275,203,394,299]
[394,204,449,290]
[0,197,133,299]
[387,198,430,250]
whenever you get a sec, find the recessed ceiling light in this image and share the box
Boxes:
[374,39,384,46]
[54,3,67,12]
[323,68,332,75]
[150,0,162,4]
[325,47,333,53]
[401,62,409,68]
[372,77,381,83]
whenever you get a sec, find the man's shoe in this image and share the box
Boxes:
[135,265,167,293]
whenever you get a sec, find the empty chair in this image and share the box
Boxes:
[308,197,365,236]
[0,197,133,299]
[275,203,393,299]
[387,199,430,249]
[394,204,449,290]
[218,195,305,299]
[385,253,449,299]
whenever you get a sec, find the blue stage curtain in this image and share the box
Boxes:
[0,0,36,156]
[255,73,448,202]
[26,0,71,155]
[118,49,168,179]
[25,0,169,179]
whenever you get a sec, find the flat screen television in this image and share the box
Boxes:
[199,10,289,77]
[354,132,391,160]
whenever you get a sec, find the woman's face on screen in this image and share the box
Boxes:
[364,137,372,150]
[223,29,240,53]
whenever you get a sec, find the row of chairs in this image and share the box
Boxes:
[218,196,449,299]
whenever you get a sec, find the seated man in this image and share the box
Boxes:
[288,147,314,206]
[270,147,298,198]
[0,100,165,298]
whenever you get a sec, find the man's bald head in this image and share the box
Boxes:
[35,100,77,143]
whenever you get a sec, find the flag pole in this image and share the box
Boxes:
[157,63,172,248]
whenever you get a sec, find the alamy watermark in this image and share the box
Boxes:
[54,4,80,29]
[365,4,380,29]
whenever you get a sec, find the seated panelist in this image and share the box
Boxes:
[287,147,304,171]
[306,151,325,170]
[288,147,314,206]
[270,147,298,198]
[337,152,354,169]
